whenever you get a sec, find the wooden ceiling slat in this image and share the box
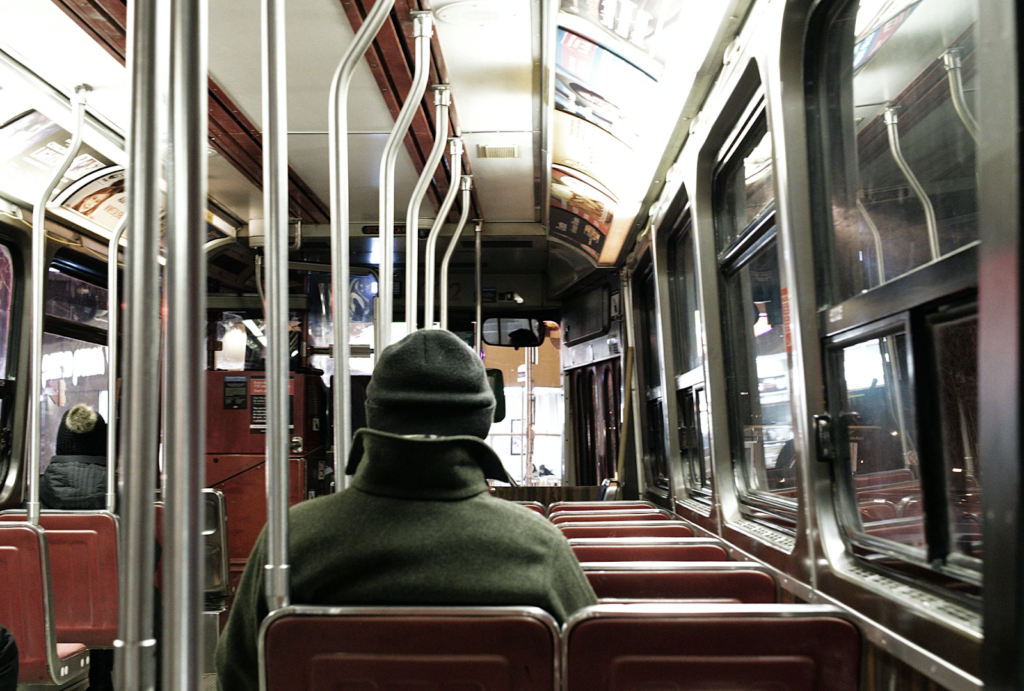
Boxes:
[48,0,331,224]
[343,0,483,221]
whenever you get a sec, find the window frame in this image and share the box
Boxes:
[712,98,800,532]
[805,0,983,590]
[632,257,670,492]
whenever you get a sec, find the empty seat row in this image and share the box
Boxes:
[583,562,778,603]
[260,604,861,691]
[570,537,729,563]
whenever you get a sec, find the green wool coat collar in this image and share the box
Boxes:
[348,428,506,500]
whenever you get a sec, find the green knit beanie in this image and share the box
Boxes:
[365,329,496,439]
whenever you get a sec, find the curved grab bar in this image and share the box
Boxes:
[405,86,451,332]
[942,50,978,144]
[440,176,473,330]
[105,216,127,515]
[27,85,88,526]
[884,107,940,261]
[378,12,433,354]
[328,0,396,487]
[423,138,463,329]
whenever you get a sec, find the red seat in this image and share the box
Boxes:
[859,501,897,522]
[261,606,558,691]
[513,501,546,516]
[552,513,673,525]
[0,522,90,686]
[564,604,860,691]
[549,501,657,514]
[559,523,693,539]
[585,567,776,603]
[0,511,119,647]
[571,543,728,562]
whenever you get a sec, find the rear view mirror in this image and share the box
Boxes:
[482,317,546,349]
[486,369,506,423]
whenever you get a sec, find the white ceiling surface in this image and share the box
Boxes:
[431,0,539,223]
[208,0,431,225]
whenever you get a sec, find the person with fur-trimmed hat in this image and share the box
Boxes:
[39,403,108,510]
[216,329,598,691]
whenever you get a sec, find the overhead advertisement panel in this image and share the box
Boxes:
[550,26,655,265]
[0,110,111,206]
[558,0,683,69]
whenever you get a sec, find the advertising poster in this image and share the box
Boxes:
[0,110,111,204]
[550,165,616,237]
[555,28,656,148]
[558,0,683,67]
[550,206,606,263]
[54,166,126,232]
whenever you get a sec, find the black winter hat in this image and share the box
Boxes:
[56,404,107,457]
[365,329,495,440]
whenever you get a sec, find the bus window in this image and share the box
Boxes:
[40,333,108,470]
[45,270,108,329]
[714,103,797,531]
[809,0,981,587]
[634,260,668,492]
[0,245,14,378]
[667,217,710,500]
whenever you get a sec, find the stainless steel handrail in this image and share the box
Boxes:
[942,50,979,144]
[262,0,291,613]
[117,0,163,685]
[328,0,395,486]
[884,107,940,261]
[474,220,482,353]
[377,12,432,354]
[423,138,463,329]
[106,216,127,515]
[439,175,472,330]
[27,85,88,527]
[405,86,451,332]
[162,0,208,683]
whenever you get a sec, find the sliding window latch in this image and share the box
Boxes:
[813,414,835,463]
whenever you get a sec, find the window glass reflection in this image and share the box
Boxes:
[40,333,108,471]
[723,236,795,499]
[826,0,979,302]
[839,335,926,551]
[715,117,775,250]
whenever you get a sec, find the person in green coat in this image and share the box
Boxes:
[216,329,598,691]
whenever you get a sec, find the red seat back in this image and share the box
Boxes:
[552,513,672,524]
[564,605,860,691]
[571,544,728,562]
[559,524,693,539]
[586,569,776,603]
[0,512,119,647]
[0,523,51,682]
[549,502,657,514]
[513,501,546,516]
[859,501,897,522]
[262,607,558,691]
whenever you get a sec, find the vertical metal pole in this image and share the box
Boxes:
[27,85,88,526]
[439,176,472,330]
[524,348,534,485]
[163,0,208,684]
[106,217,128,514]
[884,107,940,261]
[329,0,395,488]
[423,138,463,329]
[377,12,432,355]
[474,220,482,353]
[117,0,163,684]
[405,86,451,332]
[262,0,290,612]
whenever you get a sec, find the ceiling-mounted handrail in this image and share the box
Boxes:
[440,176,473,330]
[27,84,89,527]
[378,12,433,354]
[405,85,451,333]
[162,0,209,683]
[942,50,979,144]
[105,216,127,515]
[423,137,463,329]
[262,0,291,614]
[329,0,395,487]
[884,107,940,261]
[117,0,163,685]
